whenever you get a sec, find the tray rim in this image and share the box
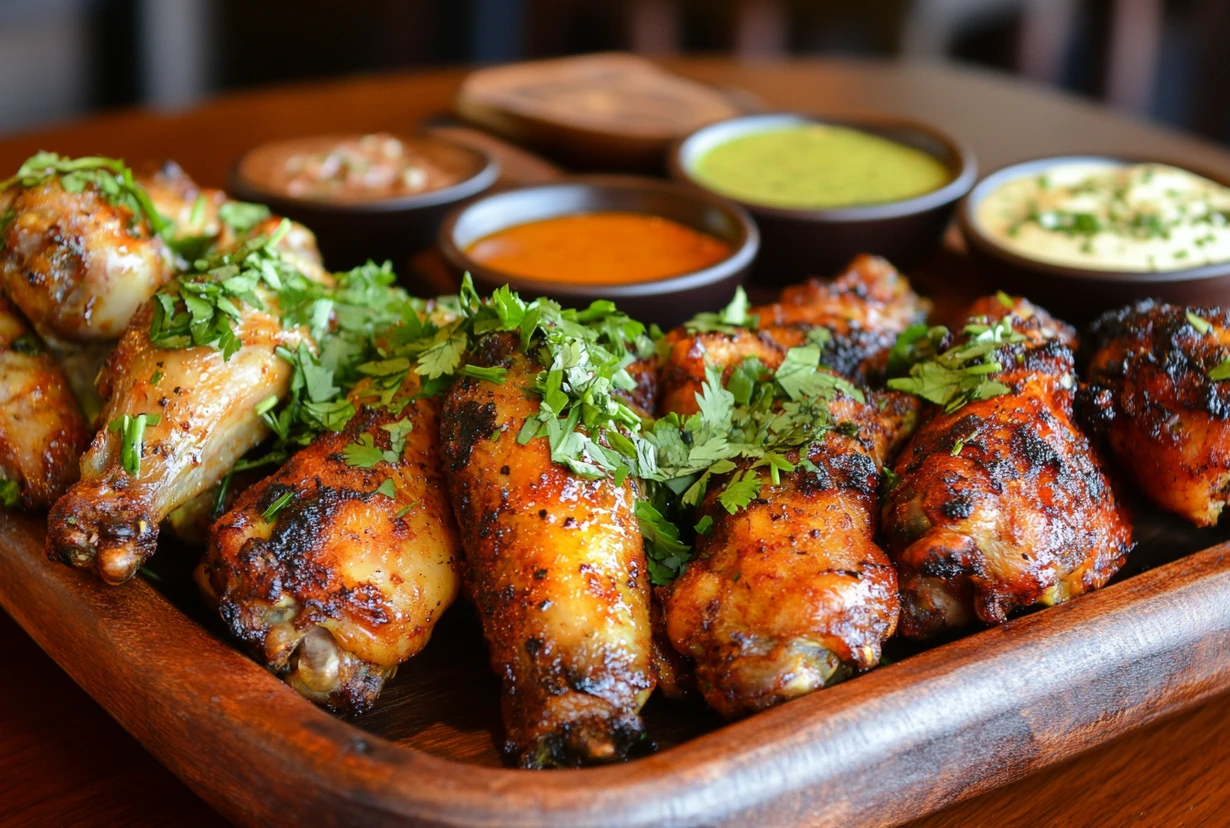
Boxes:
[3,510,1229,827]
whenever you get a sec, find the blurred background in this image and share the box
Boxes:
[1,0,1226,141]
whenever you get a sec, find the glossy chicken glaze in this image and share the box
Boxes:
[441,333,655,768]
[1079,300,1230,526]
[884,304,1133,638]
[46,300,309,585]
[0,179,175,342]
[657,254,928,414]
[664,385,918,718]
[0,293,90,507]
[203,374,461,713]
[140,161,231,250]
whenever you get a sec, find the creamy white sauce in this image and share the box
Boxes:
[974,161,1230,271]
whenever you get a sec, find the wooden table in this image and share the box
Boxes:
[3,58,1229,828]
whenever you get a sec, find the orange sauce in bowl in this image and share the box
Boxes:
[465,212,731,284]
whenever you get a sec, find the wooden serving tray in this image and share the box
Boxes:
[2,499,1228,826]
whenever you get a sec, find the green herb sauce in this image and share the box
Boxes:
[691,124,951,209]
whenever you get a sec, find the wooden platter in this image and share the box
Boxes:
[6,61,1230,828]
[2,496,1228,826]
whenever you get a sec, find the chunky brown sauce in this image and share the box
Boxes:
[238,133,481,203]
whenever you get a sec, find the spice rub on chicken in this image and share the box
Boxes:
[442,333,656,767]
[203,371,461,714]
[1078,300,1230,526]
[883,297,1133,638]
[657,254,928,415]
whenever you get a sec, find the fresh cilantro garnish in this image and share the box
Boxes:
[342,432,403,468]
[0,479,20,509]
[774,345,865,403]
[684,287,757,334]
[635,500,692,585]
[887,317,1026,413]
[218,200,271,234]
[1187,310,1212,335]
[374,479,397,498]
[108,413,161,477]
[262,489,294,522]
[459,364,508,384]
[1209,359,1230,381]
[717,470,761,513]
[0,152,168,237]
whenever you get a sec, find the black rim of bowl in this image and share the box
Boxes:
[668,111,978,221]
[437,174,761,299]
[958,154,1230,285]
[229,134,502,215]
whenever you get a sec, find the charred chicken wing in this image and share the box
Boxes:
[46,230,323,584]
[1079,300,1230,526]
[441,333,655,768]
[883,299,1133,638]
[203,373,461,713]
[0,155,176,343]
[658,254,927,413]
[662,371,917,717]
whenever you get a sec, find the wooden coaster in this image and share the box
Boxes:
[454,52,748,171]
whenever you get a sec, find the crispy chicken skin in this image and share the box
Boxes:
[657,254,927,413]
[883,302,1133,638]
[203,374,461,713]
[664,387,918,718]
[0,293,90,508]
[1078,300,1230,526]
[441,333,655,768]
[0,178,175,342]
[138,161,230,249]
[46,300,310,584]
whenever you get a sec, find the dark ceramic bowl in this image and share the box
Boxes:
[230,134,500,270]
[958,155,1230,324]
[438,175,759,328]
[669,112,976,284]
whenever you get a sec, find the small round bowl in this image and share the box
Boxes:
[230,133,500,270]
[957,155,1230,324]
[438,175,759,328]
[669,112,977,284]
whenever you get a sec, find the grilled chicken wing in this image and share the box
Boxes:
[1078,301,1230,526]
[663,384,917,717]
[139,160,229,250]
[0,176,175,343]
[658,254,927,413]
[45,223,327,584]
[0,293,90,508]
[202,373,461,713]
[46,297,310,584]
[441,333,655,768]
[883,300,1133,638]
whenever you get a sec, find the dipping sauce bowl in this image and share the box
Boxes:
[438,175,759,328]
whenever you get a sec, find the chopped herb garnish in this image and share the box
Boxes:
[684,287,757,334]
[0,479,20,509]
[261,490,294,522]
[374,479,396,498]
[1187,311,1212,335]
[1208,359,1230,381]
[887,317,1025,413]
[218,200,271,234]
[108,413,161,477]
[0,152,169,237]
